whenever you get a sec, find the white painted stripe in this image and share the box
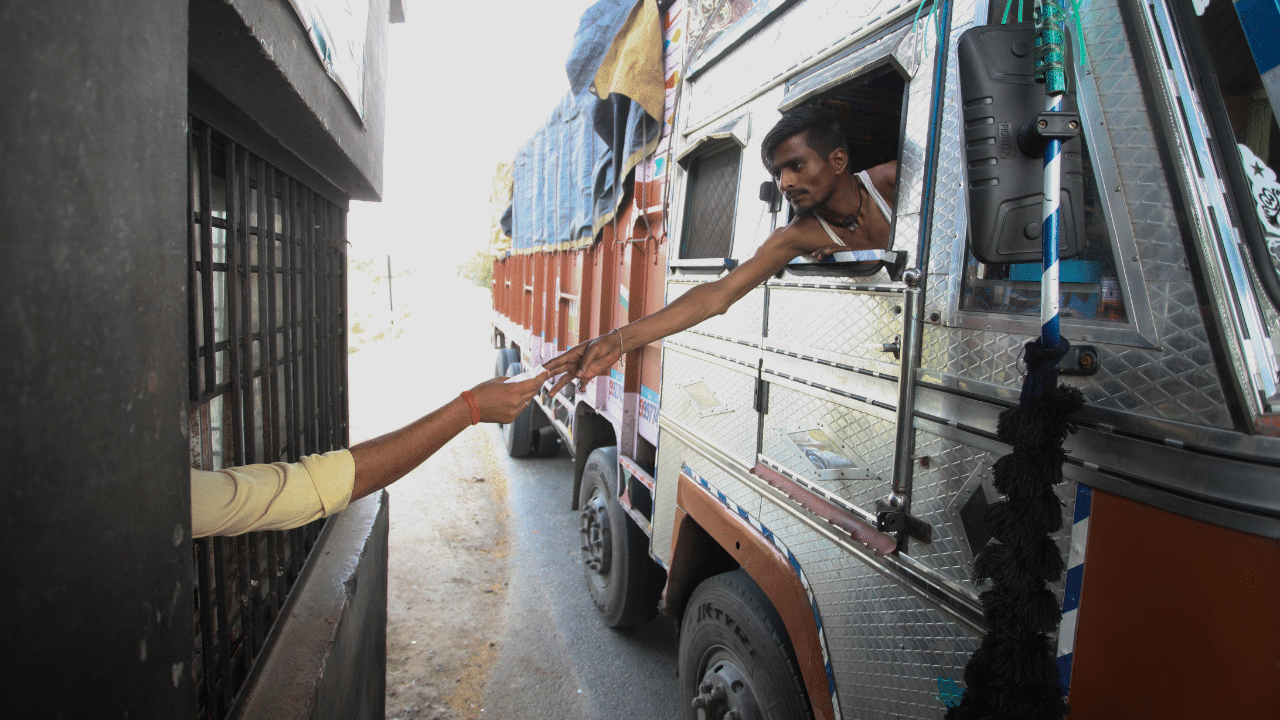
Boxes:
[1067,516,1089,569]
[1041,260,1060,326]
[1057,608,1079,658]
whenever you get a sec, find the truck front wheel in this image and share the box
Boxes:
[502,362,537,457]
[578,446,662,628]
[679,570,813,720]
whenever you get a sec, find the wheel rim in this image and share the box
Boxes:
[579,489,612,580]
[690,648,764,720]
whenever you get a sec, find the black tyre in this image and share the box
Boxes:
[679,570,813,720]
[502,362,537,457]
[494,347,519,378]
[578,446,664,628]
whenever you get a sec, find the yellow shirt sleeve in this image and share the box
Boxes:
[191,449,355,538]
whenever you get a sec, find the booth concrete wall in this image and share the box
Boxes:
[2,1,394,716]
[1,1,196,716]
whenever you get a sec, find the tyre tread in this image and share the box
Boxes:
[679,569,813,720]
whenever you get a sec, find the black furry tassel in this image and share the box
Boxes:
[946,338,1085,720]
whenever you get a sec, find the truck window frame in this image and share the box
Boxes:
[773,18,915,283]
[676,137,745,261]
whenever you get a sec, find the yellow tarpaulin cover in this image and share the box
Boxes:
[589,0,664,124]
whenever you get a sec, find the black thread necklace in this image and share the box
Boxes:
[838,175,866,231]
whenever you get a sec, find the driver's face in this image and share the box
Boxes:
[769,134,841,213]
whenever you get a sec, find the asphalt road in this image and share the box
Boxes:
[349,275,680,719]
[481,442,682,720]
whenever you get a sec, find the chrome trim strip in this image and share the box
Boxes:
[767,279,908,293]
[1135,0,1279,411]
[781,21,915,110]
[665,337,762,372]
[912,384,1280,538]
[920,371,1280,463]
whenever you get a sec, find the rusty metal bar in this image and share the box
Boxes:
[227,143,246,468]
[321,203,336,450]
[212,537,234,713]
[194,538,220,719]
[282,179,297,462]
[198,127,217,401]
[187,128,201,403]
[234,533,254,680]
[338,208,349,447]
[303,190,318,457]
[257,164,273,463]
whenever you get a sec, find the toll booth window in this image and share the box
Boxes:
[187,117,348,720]
[681,144,741,259]
[959,145,1129,323]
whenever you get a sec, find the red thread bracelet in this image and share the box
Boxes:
[460,390,481,425]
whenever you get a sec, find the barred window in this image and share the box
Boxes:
[681,144,741,259]
[186,117,349,719]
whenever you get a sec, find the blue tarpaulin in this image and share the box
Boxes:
[506,0,664,254]
[510,90,606,253]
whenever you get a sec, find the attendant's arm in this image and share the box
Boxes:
[545,226,819,393]
[349,372,547,500]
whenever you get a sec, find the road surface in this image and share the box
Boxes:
[349,274,680,720]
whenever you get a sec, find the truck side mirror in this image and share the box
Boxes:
[759,180,783,214]
[958,22,1085,265]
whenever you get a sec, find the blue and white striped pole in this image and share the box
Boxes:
[1040,94,1063,349]
[1036,0,1069,350]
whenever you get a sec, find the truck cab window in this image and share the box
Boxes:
[782,64,906,270]
[681,144,741,259]
[820,69,903,174]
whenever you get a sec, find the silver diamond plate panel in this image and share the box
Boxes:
[668,282,765,342]
[660,412,993,716]
[892,32,932,275]
[905,431,1077,606]
[752,487,981,716]
[660,347,760,466]
[920,0,1233,428]
[657,431,981,715]
[923,14,976,322]
[765,286,905,376]
[656,430,765,533]
[761,383,896,510]
[652,428,687,566]
[684,0,917,133]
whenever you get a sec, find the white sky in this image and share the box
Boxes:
[347,0,597,281]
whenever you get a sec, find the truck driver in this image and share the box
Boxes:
[545,106,897,394]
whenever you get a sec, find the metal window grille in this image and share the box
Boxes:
[186,117,349,720]
[681,145,741,259]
